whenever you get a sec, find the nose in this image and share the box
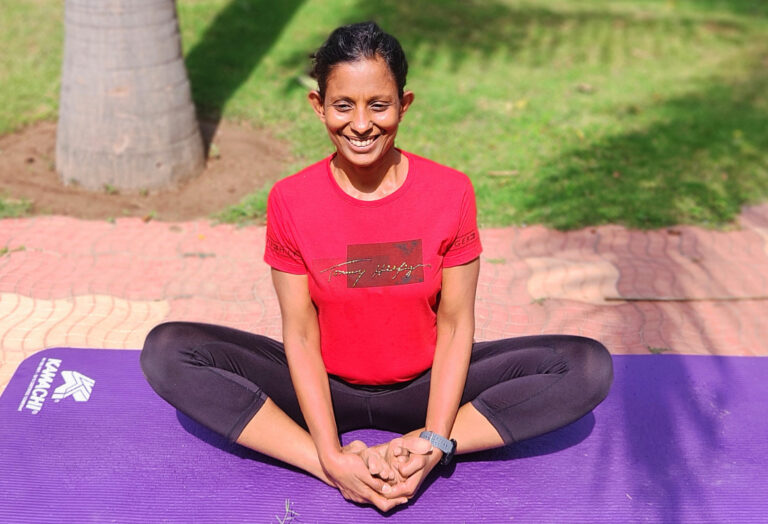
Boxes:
[351,106,372,135]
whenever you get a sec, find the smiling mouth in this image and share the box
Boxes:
[345,135,379,148]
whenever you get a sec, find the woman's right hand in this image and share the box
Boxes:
[319,441,408,512]
[361,436,436,499]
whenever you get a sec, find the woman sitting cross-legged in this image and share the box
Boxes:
[140,21,613,513]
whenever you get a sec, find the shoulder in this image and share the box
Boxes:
[271,155,330,198]
[404,151,473,190]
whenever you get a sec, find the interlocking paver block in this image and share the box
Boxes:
[525,257,620,305]
[2,205,768,395]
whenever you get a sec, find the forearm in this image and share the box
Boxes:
[283,331,341,460]
[271,272,402,510]
[422,259,479,441]
[378,324,474,500]
[424,318,474,439]
[284,330,406,510]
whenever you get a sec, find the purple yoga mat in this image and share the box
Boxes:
[1,348,766,523]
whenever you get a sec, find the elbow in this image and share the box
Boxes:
[436,312,475,345]
[437,304,475,330]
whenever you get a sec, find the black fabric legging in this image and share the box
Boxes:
[140,322,613,445]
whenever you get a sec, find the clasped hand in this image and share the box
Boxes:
[320,436,440,512]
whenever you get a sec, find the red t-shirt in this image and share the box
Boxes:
[264,151,482,384]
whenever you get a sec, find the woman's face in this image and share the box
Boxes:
[309,56,413,172]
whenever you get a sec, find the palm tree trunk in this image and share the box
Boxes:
[56,0,204,191]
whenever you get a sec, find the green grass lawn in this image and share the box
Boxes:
[0,195,31,219]
[2,0,767,228]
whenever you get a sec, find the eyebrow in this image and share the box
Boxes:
[329,95,395,104]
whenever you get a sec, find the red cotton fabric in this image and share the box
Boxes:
[264,151,482,384]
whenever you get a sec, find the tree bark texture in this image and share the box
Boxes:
[56,0,204,191]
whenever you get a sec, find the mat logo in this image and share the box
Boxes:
[17,357,95,414]
[52,371,95,403]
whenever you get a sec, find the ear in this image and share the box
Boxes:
[398,91,415,121]
[307,90,326,121]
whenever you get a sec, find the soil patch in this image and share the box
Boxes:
[0,120,291,221]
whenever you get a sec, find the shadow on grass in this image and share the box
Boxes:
[184,0,307,145]
[690,0,768,18]
[280,0,750,75]
[504,59,768,229]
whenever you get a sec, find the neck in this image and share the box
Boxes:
[331,148,407,201]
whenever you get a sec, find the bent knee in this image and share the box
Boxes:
[140,322,194,391]
[568,336,614,408]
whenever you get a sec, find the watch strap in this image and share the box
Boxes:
[419,431,456,465]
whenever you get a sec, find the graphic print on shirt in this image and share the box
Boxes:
[318,239,430,288]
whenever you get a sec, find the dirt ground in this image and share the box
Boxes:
[0,120,291,222]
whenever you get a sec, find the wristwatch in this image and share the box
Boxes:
[419,431,457,465]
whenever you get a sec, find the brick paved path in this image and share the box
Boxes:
[2,205,768,395]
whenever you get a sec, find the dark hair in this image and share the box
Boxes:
[311,21,408,100]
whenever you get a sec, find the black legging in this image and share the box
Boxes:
[140,322,613,445]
